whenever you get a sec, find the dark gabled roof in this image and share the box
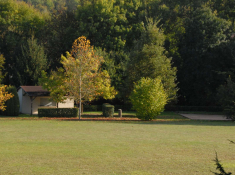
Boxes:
[20,86,50,96]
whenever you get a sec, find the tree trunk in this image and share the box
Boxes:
[79,73,81,119]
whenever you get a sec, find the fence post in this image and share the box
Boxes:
[118,109,122,118]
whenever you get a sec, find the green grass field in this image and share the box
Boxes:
[0,114,235,175]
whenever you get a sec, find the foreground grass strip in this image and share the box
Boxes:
[0,120,235,174]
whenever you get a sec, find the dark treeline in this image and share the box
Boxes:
[0,0,235,106]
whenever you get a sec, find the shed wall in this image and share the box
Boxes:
[17,88,23,113]
[22,95,31,114]
[17,87,74,114]
[58,98,74,108]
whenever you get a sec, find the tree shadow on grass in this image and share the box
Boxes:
[60,115,235,126]
[110,120,235,126]
[2,113,234,126]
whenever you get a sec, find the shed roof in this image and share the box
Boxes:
[20,86,50,96]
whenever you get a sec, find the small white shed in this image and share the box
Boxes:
[17,86,74,115]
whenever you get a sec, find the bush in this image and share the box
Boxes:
[102,103,110,115]
[216,77,235,120]
[2,86,19,116]
[130,77,167,120]
[38,108,78,118]
[103,105,114,117]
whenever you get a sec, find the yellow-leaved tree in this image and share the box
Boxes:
[61,36,117,119]
[0,54,14,111]
[0,85,14,111]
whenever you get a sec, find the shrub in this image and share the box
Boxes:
[212,152,232,175]
[216,77,235,120]
[102,103,110,115]
[103,105,114,117]
[130,77,167,120]
[3,86,19,116]
[38,108,78,118]
[212,140,234,175]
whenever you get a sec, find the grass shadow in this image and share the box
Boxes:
[1,111,234,127]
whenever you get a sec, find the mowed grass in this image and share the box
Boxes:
[0,119,235,174]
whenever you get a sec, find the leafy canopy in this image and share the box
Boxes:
[130,77,167,121]
[39,69,67,107]
[127,18,178,102]
[16,36,48,85]
[61,36,117,103]
[61,36,117,118]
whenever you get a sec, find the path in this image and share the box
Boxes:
[180,114,231,121]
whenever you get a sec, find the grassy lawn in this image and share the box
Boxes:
[0,118,235,174]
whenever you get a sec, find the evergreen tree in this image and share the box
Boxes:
[16,36,48,85]
[127,18,178,102]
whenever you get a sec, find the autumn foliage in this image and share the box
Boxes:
[0,85,14,111]
[61,36,116,100]
[61,36,117,118]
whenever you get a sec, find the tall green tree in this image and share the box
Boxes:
[42,9,79,70]
[0,0,48,86]
[178,7,231,105]
[76,0,143,52]
[127,19,178,102]
[16,36,48,85]
[75,0,145,103]
[211,38,235,81]
[96,48,130,103]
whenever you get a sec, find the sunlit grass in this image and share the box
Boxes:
[0,120,235,174]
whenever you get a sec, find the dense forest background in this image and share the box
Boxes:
[0,0,235,106]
